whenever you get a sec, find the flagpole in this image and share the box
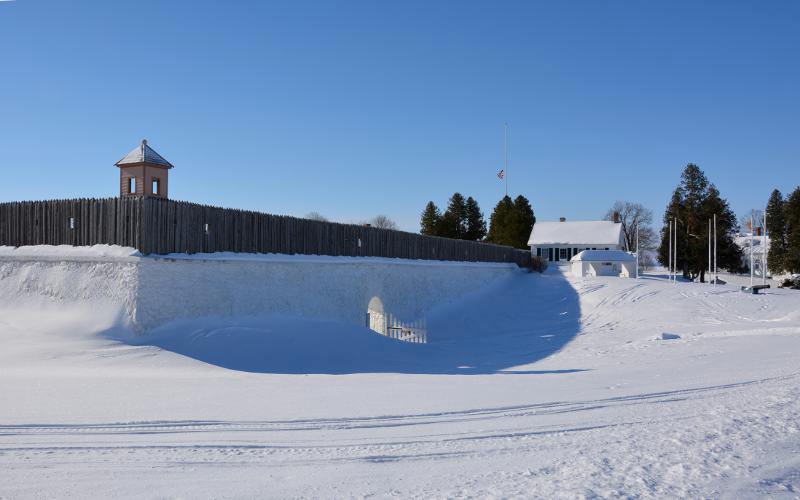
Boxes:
[635,223,639,279]
[713,213,717,288]
[750,216,754,287]
[764,210,768,286]
[504,122,508,198]
[668,219,672,282]
[674,217,678,284]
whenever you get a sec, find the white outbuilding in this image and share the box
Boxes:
[570,250,636,278]
[528,219,625,263]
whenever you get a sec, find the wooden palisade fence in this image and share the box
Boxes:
[0,198,532,267]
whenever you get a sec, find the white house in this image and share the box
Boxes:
[570,250,636,278]
[528,219,625,263]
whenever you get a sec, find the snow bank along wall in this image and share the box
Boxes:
[0,254,519,334]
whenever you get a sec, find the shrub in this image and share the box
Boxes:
[778,276,800,290]
[530,255,548,273]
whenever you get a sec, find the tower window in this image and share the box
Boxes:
[128,177,136,194]
[152,178,160,196]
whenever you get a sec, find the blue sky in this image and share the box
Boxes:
[1,1,798,231]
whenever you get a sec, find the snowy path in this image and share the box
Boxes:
[1,269,800,498]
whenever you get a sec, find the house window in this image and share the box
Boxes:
[152,178,160,196]
[128,177,136,194]
[560,248,568,260]
[548,248,554,261]
[536,248,541,257]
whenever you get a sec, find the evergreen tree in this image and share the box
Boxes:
[487,195,516,246]
[420,201,442,236]
[703,184,744,275]
[785,187,800,273]
[512,195,536,249]
[464,197,487,241]
[658,164,743,281]
[765,189,788,274]
[658,188,684,270]
[439,192,468,239]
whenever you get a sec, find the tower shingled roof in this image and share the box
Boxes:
[115,139,174,168]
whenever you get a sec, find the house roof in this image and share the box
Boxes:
[571,250,635,262]
[115,139,174,168]
[528,220,623,246]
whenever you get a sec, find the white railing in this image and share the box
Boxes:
[366,312,427,344]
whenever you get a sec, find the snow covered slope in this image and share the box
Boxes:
[1,267,800,498]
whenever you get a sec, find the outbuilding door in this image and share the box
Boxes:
[591,262,617,276]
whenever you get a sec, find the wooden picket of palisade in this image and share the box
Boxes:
[0,197,532,267]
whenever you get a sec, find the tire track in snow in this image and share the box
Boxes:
[1,374,792,440]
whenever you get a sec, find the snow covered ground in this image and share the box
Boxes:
[2,264,800,498]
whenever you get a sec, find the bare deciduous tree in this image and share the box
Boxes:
[305,211,328,222]
[603,201,656,252]
[367,215,398,230]
[739,208,764,234]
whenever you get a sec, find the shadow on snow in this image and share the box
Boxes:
[114,267,584,375]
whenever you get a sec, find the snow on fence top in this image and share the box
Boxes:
[0,198,531,267]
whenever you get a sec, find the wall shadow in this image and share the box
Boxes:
[112,267,583,375]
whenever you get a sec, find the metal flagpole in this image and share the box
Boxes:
[636,223,639,279]
[708,219,712,284]
[668,219,672,282]
[750,216,754,287]
[504,122,508,198]
[713,213,718,288]
[764,210,768,286]
[672,218,676,282]
[674,218,678,284]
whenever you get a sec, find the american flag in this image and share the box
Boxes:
[497,169,505,180]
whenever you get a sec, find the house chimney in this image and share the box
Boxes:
[559,217,566,222]
[613,211,620,223]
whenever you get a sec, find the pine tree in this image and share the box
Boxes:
[512,195,535,249]
[464,197,487,241]
[765,189,788,274]
[785,187,800,273]
[658,164,743,280]
[439,192,468,239]
[420,201,442,236]
[487,195,515,246]
[658,188,683,269]
[703,184,744,275]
